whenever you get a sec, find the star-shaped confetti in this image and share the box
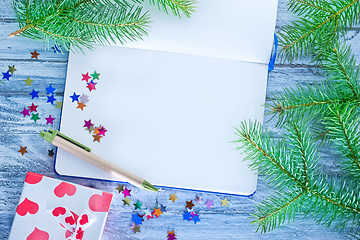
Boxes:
[70,92,80,102]
[82,72,91,82]
[24,77,34,86]
[134,200,143,210]
[185,200,195,210]
[93,127,99,135]
[122,187,131,197]
[115,184,124,193]
[55,100,63,110]
[84,119,94,129]
[182,210,192,221]
[91,71,100,80]
[97,126,107,136]
[8,65,16,74]
[143,208,153,220]
[30,113,40,123]
[122,196,131,206]
[92,134,102,142]
[48,149,55,158]
[130,223,141,234]
[28,103,38,112]
[76,102,86,110]
[220,197,230,207]
[131,213,143,225]
[192,213,200,224]
[45,115,55,125]
[195,195,202,204]
[79,94,89,104]
[30,50,40,59]
[205,199,214,210]
[29,89,39,99]
[46,84,56,94]
[152,207,163,218]
[86,81,96,92]
[87,125,95,133]
[20,107,30,117]
[167,230,177,240]
[169,193,178,203]
[18,146,28,156]
[160,204,167,213]
[2,71,12,81]
[47,94,57,104]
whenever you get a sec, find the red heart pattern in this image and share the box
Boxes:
[88,192,113,212]
[76,227,84,239]
[16,198,39,216]
[52,207,66,217]
[79,214,89,225]
[65,215,75,225]
[54,181,77,198]
[26,227,49,240]
[25,172,43,184]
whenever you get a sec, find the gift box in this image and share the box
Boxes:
[9,172,113,240]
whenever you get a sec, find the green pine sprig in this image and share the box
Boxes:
[9,0,196,51]
[234,121,360,233]
[278,0,360,62]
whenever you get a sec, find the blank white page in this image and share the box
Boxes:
[123,0,278,64]
[56,46,268,195]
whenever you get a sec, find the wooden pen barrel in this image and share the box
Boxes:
[52,136,143,188]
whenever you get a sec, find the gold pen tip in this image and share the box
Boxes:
[141,180,158,192]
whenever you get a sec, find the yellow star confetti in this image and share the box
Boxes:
[8,65,16,74]
[55,100,63,110]
[115,184,124,193]
[220,197,230,207]
[24,77,34,86]
[122,196,131,206]
[169,193,178,203]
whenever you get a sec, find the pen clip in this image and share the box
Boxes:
[47,129,91,152]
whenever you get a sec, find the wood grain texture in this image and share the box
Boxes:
[1,0,359,239]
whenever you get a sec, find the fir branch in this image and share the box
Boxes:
[235,121,360,233]
[325,104,360,179]
[149,0,196,18]
[278,0,360,61]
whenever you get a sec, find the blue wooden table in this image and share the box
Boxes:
[1,1,359,239]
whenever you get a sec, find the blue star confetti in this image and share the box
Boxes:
[182,210,192,221]
[131,213,144,225]
[29,89,39,99]
[70,92,80,102]
[2,71,12,81]
[192,214,200,224]
[46,84,56,94]
[47,94,57,104]
[160,204,167,213]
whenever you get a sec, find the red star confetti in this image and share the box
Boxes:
[143,208,154,220]
[30,50,40,59]
[18,146,28,156]
[28,103,38,112]
[20,107,30,117]
[82,72,91,82]
[86,81,96,92]
[45,115,55,125]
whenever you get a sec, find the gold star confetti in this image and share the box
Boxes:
[122,196,131,206]
[169,193,178,203]
[92,134,102,142]
[24,77,34,86]
[18,146,28,156]
[152,207,163,217]
[30,50,40,59]
[131,224,141,234]
[8,65,16,74]
[55,100,63,110]
[220,197,230,207]
[115,184,124,193]
[76,102,86,110]
[93,127,99,135]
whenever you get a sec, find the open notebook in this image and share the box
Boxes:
[56,0,278,195]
